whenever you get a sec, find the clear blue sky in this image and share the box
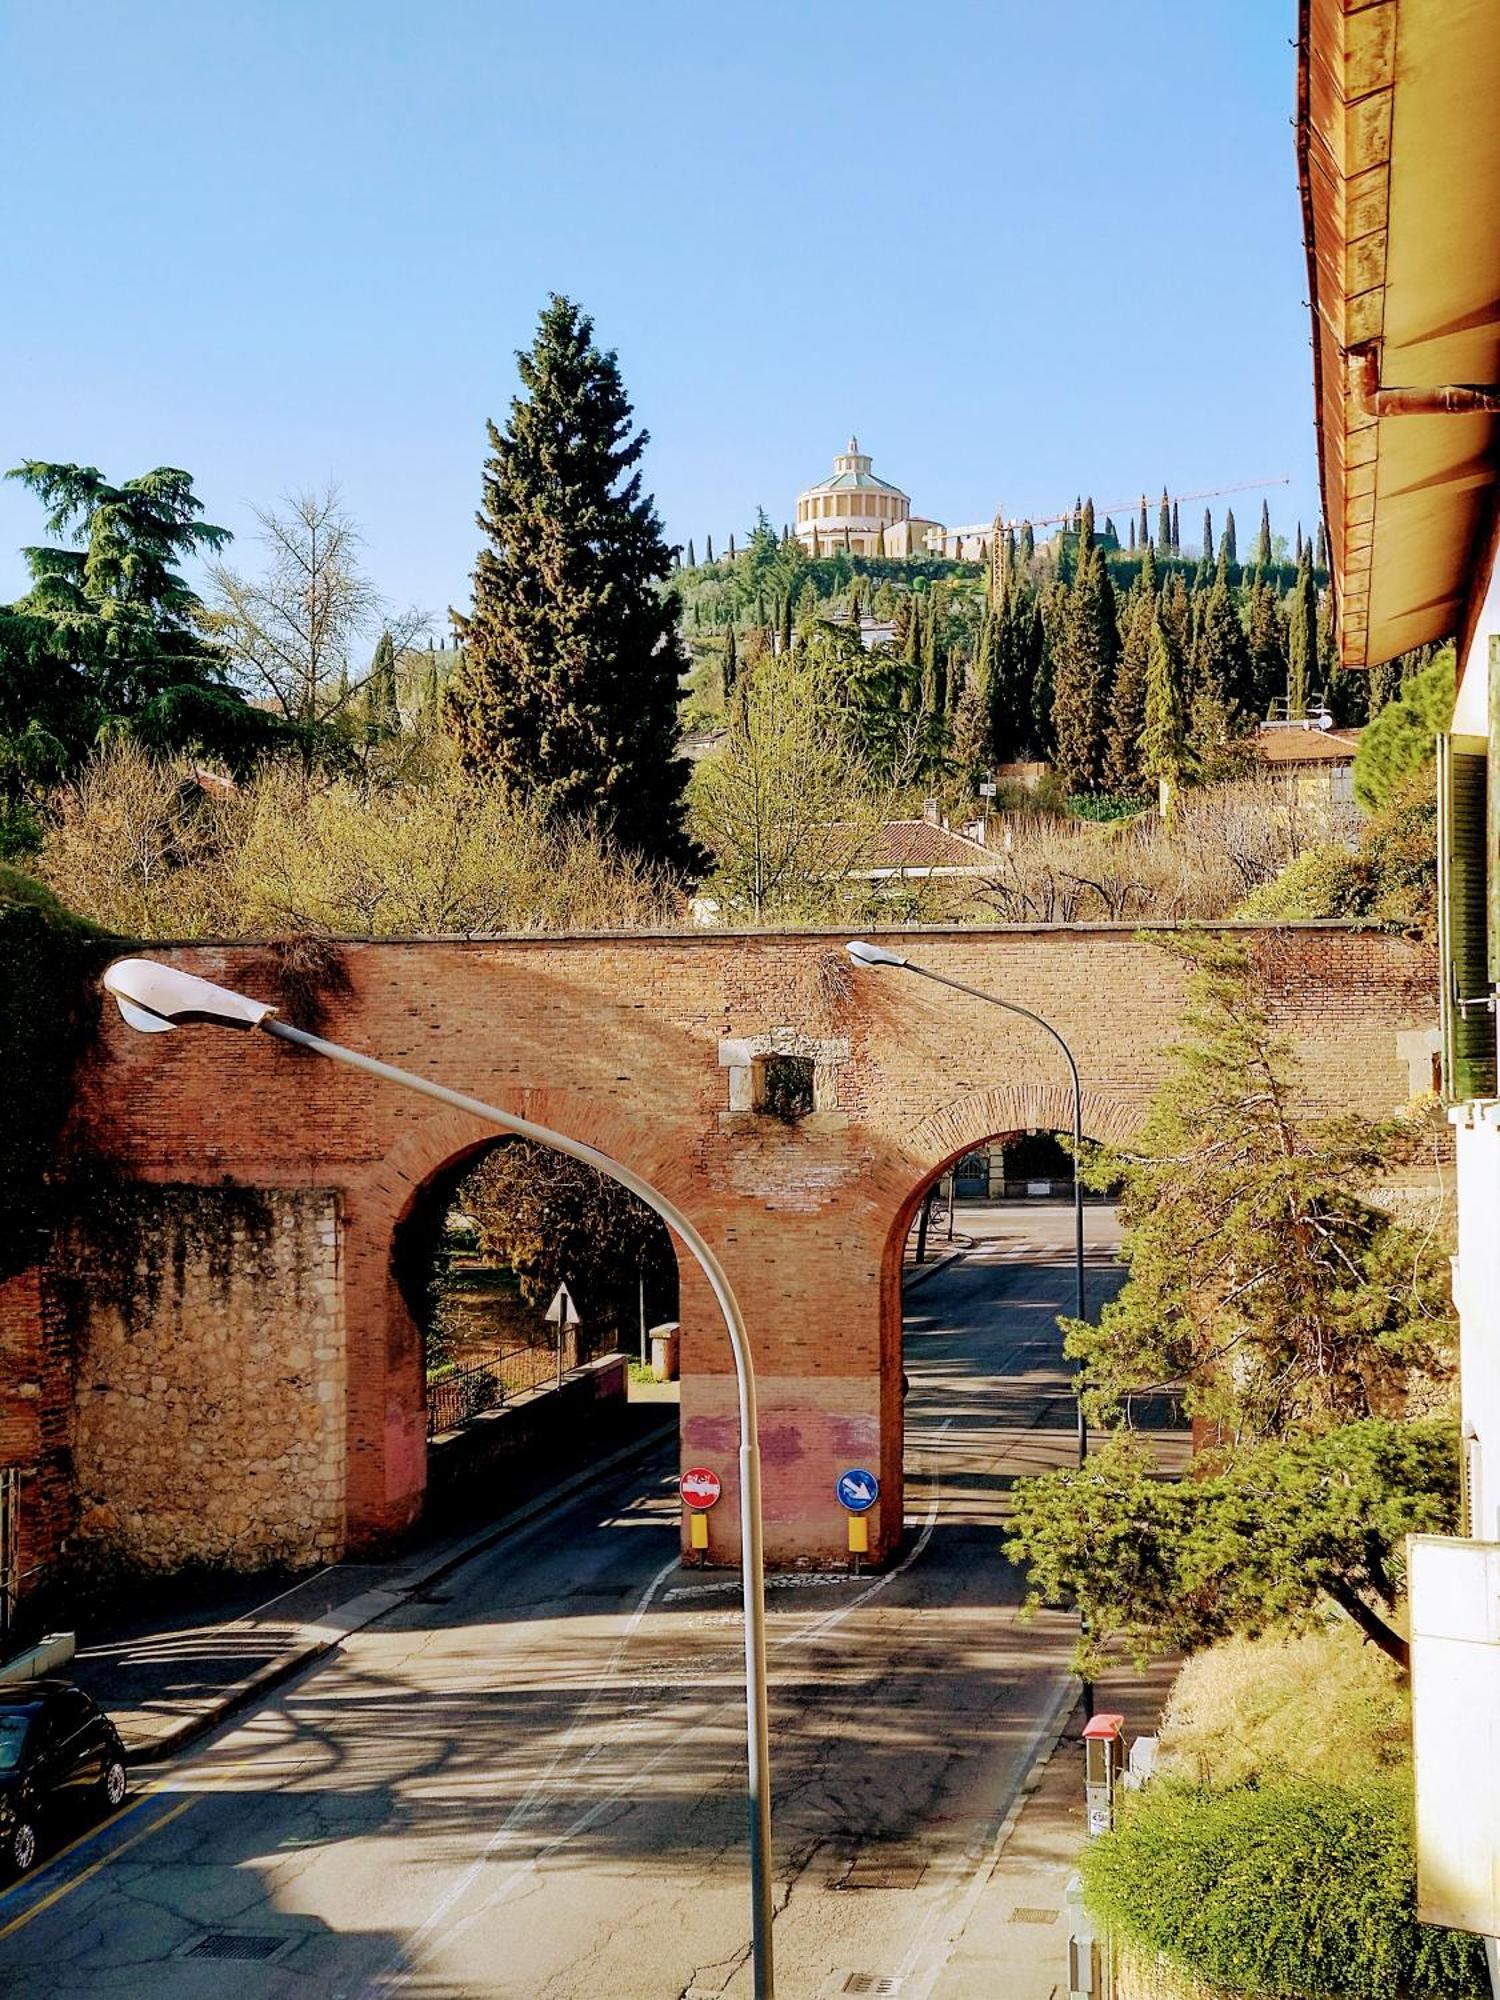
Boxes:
[1,1,1317,626]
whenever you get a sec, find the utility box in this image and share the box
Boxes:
[1065,1871,1104,1998]
[649,1321,680,1382]
[1083,1713,1126,1836]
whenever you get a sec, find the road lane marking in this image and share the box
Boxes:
[0,1758,256,1942]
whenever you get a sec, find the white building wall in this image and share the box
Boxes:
[1454,1107,1500,1539]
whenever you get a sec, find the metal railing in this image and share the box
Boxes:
[425,1329,596,1438]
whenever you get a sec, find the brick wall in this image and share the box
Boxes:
[2,924,1437,1580]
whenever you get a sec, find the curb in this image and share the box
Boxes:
[124,1415,679,1763]
[903,1244,970,1292]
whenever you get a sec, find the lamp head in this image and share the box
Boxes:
[103,958,278,1035]
[845,939,909,969]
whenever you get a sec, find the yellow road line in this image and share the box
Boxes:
[0,1762,250,1943]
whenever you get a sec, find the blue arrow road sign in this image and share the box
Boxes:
[836,1468,879,1514]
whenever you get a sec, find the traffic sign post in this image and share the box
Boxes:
[836,1468,879,1570]
[681,1466,721,1560]
[545,1281,580,1390]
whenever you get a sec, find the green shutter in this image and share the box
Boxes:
[1438,730,1494,1100]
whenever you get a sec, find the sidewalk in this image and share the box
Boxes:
[66,1406,677,1761]
[930,1662,1175,2000]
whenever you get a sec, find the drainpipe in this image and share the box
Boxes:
[1349,343,1500,418]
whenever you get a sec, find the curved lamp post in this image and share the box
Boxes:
[102,957,777,2000]
[845,940,1088,1470]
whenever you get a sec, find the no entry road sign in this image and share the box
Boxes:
[836,1468,879,1514]
[680,1467,722,1511]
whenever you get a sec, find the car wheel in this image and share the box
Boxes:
[8,1817,37,1876]
[100,1758,127,1811]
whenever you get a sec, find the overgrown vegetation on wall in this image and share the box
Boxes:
[0,866,103,1280]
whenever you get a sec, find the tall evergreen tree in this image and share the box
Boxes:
[921,585,946,716]
[1316,519,1328,571]
[706,533,714,563]
[1222,508,1238,567]
[722,626,738,698]
[1193,569,1254,746]
[1128,517,1137,551]
[447,294,697,871]
[1140,613,1191,810]
[1243,576,1289,719]
[1137,495,1147,549]
[779,593,793,656]
[1019,521,1035,566]
[1158,488,1171,549]
[903,594,923,669]
[363,629,400,741]
[685,538,695,569]
[1170,500,1180,554]
[1050,527,1117,793]
[1202,507,1213,563]
[1255,498,1272,569]
[1287,545,1318,718]
[1105,562,1154,795]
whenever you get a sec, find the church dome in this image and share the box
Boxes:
[796,438,912,554]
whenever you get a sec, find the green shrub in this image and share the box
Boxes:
[1353,648,1453,811]
[1082,1776,1488,1998]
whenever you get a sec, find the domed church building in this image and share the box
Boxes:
[795,439,945,558]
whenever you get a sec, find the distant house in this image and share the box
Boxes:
[1252,720,1361,812]
[842,807,993,883]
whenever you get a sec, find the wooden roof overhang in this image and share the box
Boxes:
[1299,0,1500,669]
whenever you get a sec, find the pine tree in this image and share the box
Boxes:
[1158,488,1171,549]
[1171,500,1180,554]
[446,294,697,871]
[1202,507,1213,562]
[1050,531,1117,793]
[1255,498,1272,569]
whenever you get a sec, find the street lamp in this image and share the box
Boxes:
[102,957,777,2000]
[845,939,1089,1470]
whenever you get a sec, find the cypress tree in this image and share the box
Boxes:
[1158,488,1171,549]
[728,532,736,559]
[779,593,793,656]
[1019,521,1035,565]
[1193,568,1254,745]
[364,629,400,741]
[1105,570,1153,795]
[1222,508,1238,567]
[1255,498,1272,569]
[921,586,946,714]
[706,533,714,563]
[723,626,738,699]
[1171,500,1180,553]
[1103,516,1118,545]
[686,538,695,569]
[1050,531,1117,793]
[1244,576,1288,718]
[1128,517,1137,551]
[1202,507,1213,562]
[447,293,697,871]
[1139,495,1150,548]
[1287,545,1318,717]
[1140,614,1191,811]
[1316,519,1329,571]
[903,594,923,669]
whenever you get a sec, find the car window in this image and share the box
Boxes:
[0,1715,31,1771]
[47,1691,91,1736]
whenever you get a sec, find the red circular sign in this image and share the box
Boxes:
[680,1467,722,1510]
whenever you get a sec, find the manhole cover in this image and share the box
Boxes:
[843,1978,904,1997]
[1010,1906,1060,1925]
[185,1934,291,1962]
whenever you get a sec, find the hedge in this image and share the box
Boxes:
[1081,1776,1488,1997]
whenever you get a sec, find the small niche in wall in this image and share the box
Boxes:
[756,1054,815,1123]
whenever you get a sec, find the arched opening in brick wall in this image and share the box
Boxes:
[392,1137,679,1478]
[875,1077,1138,1563]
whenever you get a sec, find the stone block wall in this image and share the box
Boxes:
[67,1186,345,1573]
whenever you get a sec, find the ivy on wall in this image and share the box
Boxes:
[0,869,104,1282]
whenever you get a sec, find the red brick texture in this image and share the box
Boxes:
[8,925,1436,1577]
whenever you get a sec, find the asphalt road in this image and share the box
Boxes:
[0,1205,1124,2000]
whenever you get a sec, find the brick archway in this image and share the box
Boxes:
[30,925,1434,1577]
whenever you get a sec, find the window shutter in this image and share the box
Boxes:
[1438,730,1494,1100]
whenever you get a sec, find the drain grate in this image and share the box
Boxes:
[843,1978,904,1997]
[841,1857,927,1891]
[1010,1905,1060,1925]
[186,1934,290,1962]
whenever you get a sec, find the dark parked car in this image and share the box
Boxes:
[0,1682,128,1874]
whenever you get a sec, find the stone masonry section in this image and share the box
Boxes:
[3,924,1436,1582]
[68,1187,345,1574]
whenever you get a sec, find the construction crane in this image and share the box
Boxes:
[939,474,1293,588]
